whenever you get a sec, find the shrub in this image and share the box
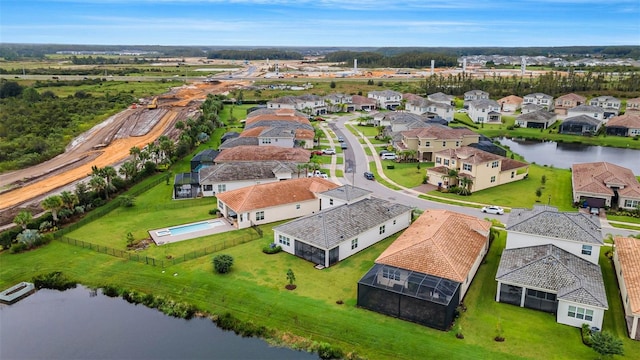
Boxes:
[317,342,344,360]
[213,254,234,274]
[101,285,121,297]
[262,243,282,254]
[32,271,77,290]
[208,208,218,215]
[581,323,593,347]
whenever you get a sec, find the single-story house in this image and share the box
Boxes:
[214,145,311,164]
[497,95,523,113]
[521,103,544,114]
[198,161,303,197]
[190,149,220,172]
[613,237,640,340]
[572,162,640,210]
[554,93,586,115]
[351,95,378,111]
[567,104,605,121]
[606,114,640,137]
[496,244,608,330]
[273,187,413,268]
[558,115,602,135]
[215,177,339,229]
[516,110,557,129]
[427,92,455,106]
[358,210,491,330]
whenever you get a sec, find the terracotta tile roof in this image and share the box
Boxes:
[500,158,529,172]
[295,128,314,140]
[403,93,424,101]
[402,125,477,140]
[606,114,640,128]
[245,114,311,127]
[239,126,268,137]
[375,210,491,283]
[434,146,503,165]
[556,93,586,102]
[498,95,523,105]
[616,237,640,314]
[215,145,310,163]
[572,162,640,199]
[216,177,339,213]
[352,95,377,105]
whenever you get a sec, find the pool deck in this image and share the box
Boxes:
[149,218,235,245]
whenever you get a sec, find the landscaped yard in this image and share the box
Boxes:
[380,161,429,188]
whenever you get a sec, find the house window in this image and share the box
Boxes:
[492,161,499,168]
[442,141,446,147]
[456,141,460,147]
[425,141,430,147]
[382,267,401,281]
[568,306,594,322]
[329,199,334,205]
[624,199,640,208]
[393,220,396,225]
[203,185,213,191]
[256,211,265,221]
[463,163,472,171]
[217,184,226,193]
[351,238,358,250]
[278,234,290,246]
[261,138,272,144]
[296,204,301,210]
[435,157,441,164]
[491,176,496,183]
[379,225,386,235]
[582,245,593,256]
[511,171,515,178]
[444,159,450,165]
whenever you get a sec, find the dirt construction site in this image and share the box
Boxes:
[0,80,249,226]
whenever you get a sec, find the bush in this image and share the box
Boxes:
[32,271,77,290]
[262,243,282,254]
[213,254,234,274]
[208,208,218,216]
[581,323,593,347]
[317,342,344,360]
[101,285,121,297]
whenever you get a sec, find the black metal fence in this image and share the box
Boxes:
[57,228,262,268]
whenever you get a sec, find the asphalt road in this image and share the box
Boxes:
[330,114,638,238]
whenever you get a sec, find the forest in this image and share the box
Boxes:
[0,80,136,171]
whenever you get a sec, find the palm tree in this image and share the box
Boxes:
[445,169,459,188]
[41,195,64,224]
[13,210,32,230]
[129,146,141,170]
[59,190,79,211]
[89,175,107,200]
[459,176,474,196]
[119,160,137,181]
[17,229,41,248]
[159,136,175,161]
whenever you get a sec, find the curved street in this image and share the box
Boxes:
[319,114,639,238]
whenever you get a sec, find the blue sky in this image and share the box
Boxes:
[1,0,639,47]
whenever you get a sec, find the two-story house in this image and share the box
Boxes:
[566,104,606,122]
[554,93,586,115]
[626,97,640,114]
[495,205,608,330]
[497,95,523,113]
[398,125,479,161]
[266,95,327,115]
[404,95,454,122]
[368,90,402,110]
[523,93,554,110]
[427,92,455,106]
[589,96,621,118]
[323,93,354,112]
[463,90,489,107]
[467,99,501,124]
[426,146,529,192]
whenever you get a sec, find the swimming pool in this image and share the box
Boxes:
[156,220,224,237]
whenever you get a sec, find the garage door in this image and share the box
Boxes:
[583,197,606,208]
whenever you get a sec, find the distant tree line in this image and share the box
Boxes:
[206,49,304,61]
[416,71,640,97]
[0,67,142,76]
[323,50,458,68]
[69,55,151,65]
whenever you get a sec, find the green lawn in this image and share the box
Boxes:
[607,215,640,224]
[380,161,428,188]
[36,80,184,98]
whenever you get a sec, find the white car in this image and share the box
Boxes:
[322,148,336,155]
[481,205,504,215]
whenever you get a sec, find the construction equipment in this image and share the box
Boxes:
[147,97,158,110]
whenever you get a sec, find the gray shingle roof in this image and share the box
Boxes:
[245,120,313,131]
[218,137,259,149]
[273,198,412,250]
[569,104,605,113]
[199,161,298,182]
[562,115,602,126]
[517,110,556,122]
[320,185,371,202]
[496,244,608,308]
[507,205,603,245]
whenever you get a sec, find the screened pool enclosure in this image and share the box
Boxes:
[357,264,461,330]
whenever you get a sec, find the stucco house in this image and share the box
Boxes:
[567,104,606,122]
[521,103,545,114]
[427,92,455,106]
[273,185,413,268]
[267,95,327,115]
[198,161,303,197]
[351,95,378,111]
[523,93,554,110]
[324,93,354,112]
[368,90,402,110]
[404,95,454,122]
[397,125,479,162]
[589,96,621,118]
[215,177,339,229]
[572,162,640,210]
[358,210,492,330]
[613,236,640,340]
[426,146,529,192]
[495,205,608,330]
[558,115,602,135]
[497,95,523,113]
[554,93,586,115]
[516,109,557,129]
[606,114,640,137]
[463,90,489,106]
[626,97,640,114]
[213,145,310,164]
[467,99,501,124]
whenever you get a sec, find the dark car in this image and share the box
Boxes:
[364,171,375,180]
[340,143,347,150]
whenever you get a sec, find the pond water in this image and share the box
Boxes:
[0,286,317,360]
[497,137,640,173]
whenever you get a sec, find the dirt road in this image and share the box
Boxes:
[0,81,248,224]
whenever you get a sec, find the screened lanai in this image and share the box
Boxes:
[357,264,461,330]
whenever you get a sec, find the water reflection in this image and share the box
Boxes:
[497,137,640,173]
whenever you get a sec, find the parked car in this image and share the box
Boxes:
[311,150,323,156]
[379,150,392,156]
[340,143,347,150]
[380,153,396,160]
[322,148,336,155]
[338,136,344,142]
[481,205,504,215]
[590,207,600,216]
[364,171,375,180]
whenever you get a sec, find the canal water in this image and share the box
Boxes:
[497,137,640,173]
[0,286,317,360]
